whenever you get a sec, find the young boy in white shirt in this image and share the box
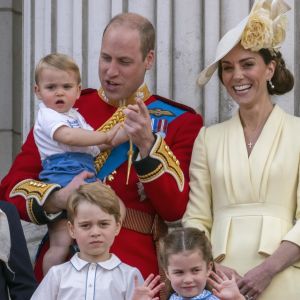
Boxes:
[33,53,126,275]
[31,182,164,300]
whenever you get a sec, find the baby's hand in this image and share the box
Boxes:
[207,271,245,300]
[100,123,128,150]
[109,123,129,147]
[131,274,165,300]
[111,124,129,147]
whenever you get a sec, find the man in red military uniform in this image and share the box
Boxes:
[0,12,202,285]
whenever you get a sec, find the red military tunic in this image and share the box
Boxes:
[0,87,202,282]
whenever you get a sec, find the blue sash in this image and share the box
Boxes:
[97,99,186,180]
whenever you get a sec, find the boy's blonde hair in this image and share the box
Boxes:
[67,182,121,223]
[35,53,81,84]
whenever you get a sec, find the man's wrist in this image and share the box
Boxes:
[138,133,155,158]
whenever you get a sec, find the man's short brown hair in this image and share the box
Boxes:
[103,12,155,60]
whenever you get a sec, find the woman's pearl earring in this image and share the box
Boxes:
[268,79,275,89]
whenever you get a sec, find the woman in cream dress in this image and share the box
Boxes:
[183,1,300,299]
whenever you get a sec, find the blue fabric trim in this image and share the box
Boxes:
[93,265,97,300]
[97,99,186,180]
[147,100,186,122]
[85,265,88,300]
[169,289,219,299]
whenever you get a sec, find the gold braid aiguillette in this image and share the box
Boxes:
[94,107,126,172]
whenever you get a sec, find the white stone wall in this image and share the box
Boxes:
[0,0,23,180]
[21,0,296,133]
[0,0,298,185]
[0,2,13,179]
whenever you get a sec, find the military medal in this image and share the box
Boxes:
[151,118,168,138]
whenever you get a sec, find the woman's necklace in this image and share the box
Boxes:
[242,106,273,154]
[244,123,265,150]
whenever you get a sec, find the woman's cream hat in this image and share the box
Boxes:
[198,0,291,86]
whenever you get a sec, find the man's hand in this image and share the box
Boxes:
[43,171,94,213]
[123,99,155,158]
[131,274,164,300]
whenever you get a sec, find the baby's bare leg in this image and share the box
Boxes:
[43,219,72,275]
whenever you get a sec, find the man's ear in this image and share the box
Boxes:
[145,50,155,70]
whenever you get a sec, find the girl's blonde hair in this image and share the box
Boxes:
[159,227,213,270]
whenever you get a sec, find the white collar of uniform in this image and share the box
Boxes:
[70,253,122,271]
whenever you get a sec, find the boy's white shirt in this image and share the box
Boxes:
[34,102,100,161]
[31,253,144,300]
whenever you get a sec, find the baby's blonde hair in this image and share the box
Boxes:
[35,53,81,84]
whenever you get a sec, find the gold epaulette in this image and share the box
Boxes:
[138,134,184,191]
[94,107,126,172]
[9,179,61,206]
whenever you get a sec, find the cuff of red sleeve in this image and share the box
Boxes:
[9,179,62,224]
[26,198,65,225]
[134,133,184,191]
[133,134,164,179]
[9,179,61,206]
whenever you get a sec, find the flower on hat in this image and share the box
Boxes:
[197,0,291,86]
[272,15,287,48]
[241,0,289,52]
[241,10,273,51]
